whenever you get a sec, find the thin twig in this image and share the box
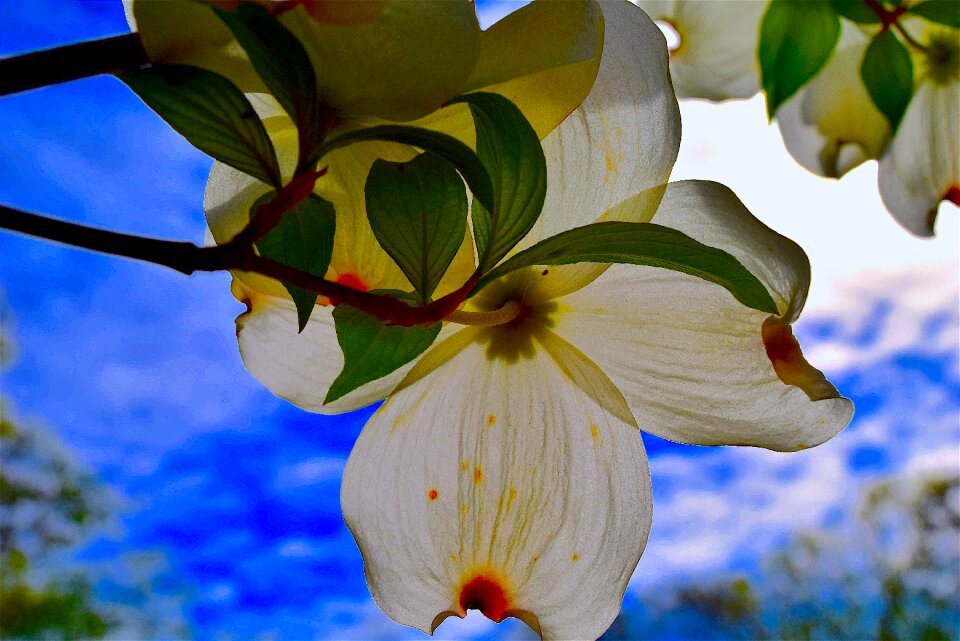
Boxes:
[0,34,149,96]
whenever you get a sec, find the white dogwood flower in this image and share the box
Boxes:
[633,0,766,101]
[878,23,960,236]
[205,2,853,639]
[777,23,891,178]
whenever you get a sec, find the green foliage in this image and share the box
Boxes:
[213,3,327,169]
[0,412,113,639]
[0,578,111,640]
[829,0,882,23]
[318,125,495,214]
[252,192,336,332]
[909,0,960,28]
[450,92,547,272]
[759,0,842,118]
[477,221,778,314]
[120,64,282,187]
[326,298,441,404]
[366,153,468,305]
[862,30,914,133]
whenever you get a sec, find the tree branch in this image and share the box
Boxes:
[0,204,477,327]
[0,34,150,96]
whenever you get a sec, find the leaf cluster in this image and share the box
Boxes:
[119,0,781,405]
[759,0,957,131]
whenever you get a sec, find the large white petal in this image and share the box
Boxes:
[341,330,652,640]
[879,79,960,237]
[777,25,890,178]
[522,0,681,248]
[551,180,853,451]
[635,0,764,101]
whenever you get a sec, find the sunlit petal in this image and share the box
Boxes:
[777,25,890,178]
[879,80,960,237]
[635,0,764,101]
[551,180,853,451]
[342,333,651,640]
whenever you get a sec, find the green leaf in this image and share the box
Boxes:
[365,153,468,305]
[252,191,336,331]
[861,30,914,132]
[326,300,441,404]
[477,221,778,314]
[828,0,881,23]
[317,125,495,214]
[213,4,325,168]
[471,197,491,262]
[909,0,960,28]
[451,92,547,272]
[759,0,842,118]
[120,64,281,187]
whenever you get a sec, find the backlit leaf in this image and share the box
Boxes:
[451,92,547,272]
[365,152,468,304]
[759,0,841,118]
[252,191,336,331]
[326,299,440,404]
[861,29,914,132]
[478,221,778,314]
[121,64,281,187]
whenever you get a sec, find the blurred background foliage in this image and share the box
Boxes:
[591,469,959,641]
[0,321,186,640]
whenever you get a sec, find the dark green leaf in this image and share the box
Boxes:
[213,4,325,167]
[252,191,336,331]
[909,0,960,28]
[861,30,914,132]
[326,302,440,404]
[829,0,881,23]
[120,64,281,187]
[477,221,778,314]
[450,92,547,272]
[471,197,491,262]
[365,153,468,304]
[317,125,495,214]
[759,0,842,118]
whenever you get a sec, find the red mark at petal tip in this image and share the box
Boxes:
[762,318,839,402]
[944,185,960,207]
[459,576,509,623]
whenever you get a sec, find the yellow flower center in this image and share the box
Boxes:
[923,29,960,85]
[468,270,559,364]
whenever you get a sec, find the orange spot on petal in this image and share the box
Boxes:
[571,553,580,562]
[427,488,439,502]
[473,467,483,484]
[459,575,509,623]
[486,414,497,426]
[590,424,600,441]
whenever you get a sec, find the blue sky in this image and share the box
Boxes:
[1,2,958,639]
